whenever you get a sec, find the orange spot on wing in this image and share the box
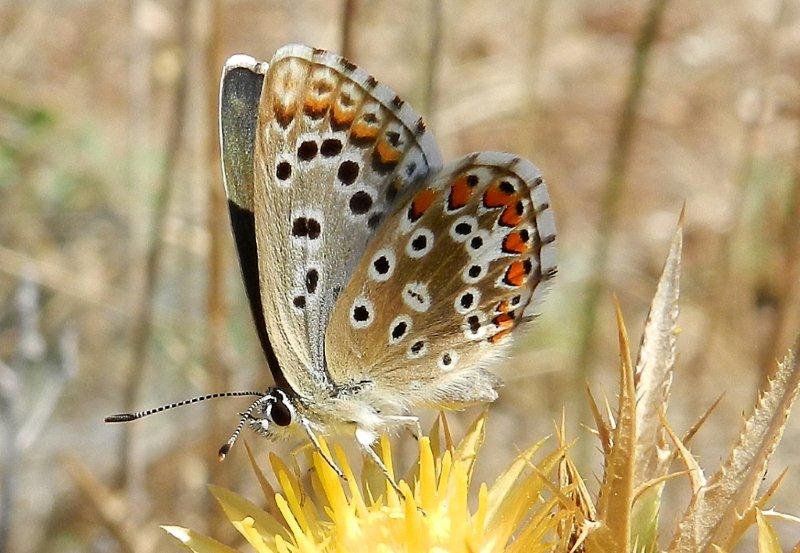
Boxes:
[502,231,529,254]
[448,176,473,210]
[495,300,510,313]
[408,188,436,221]
[504,260,529,287]
[376,138,402,164]
[499,201,524,227]
[483,179,518,209]
[273,99,296,126]
[351,121,379,141]
[303,96,331,118]
[331,104,356,130]
[492,312,515,330]
[483,185,512,208]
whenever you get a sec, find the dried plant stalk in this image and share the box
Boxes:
[340,0,357,60]
[422,0,443,118]
[116,0,192,490]
[574,0,670,407]
[668,336,800,552]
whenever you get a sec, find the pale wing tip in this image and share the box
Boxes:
[223,53,267,74]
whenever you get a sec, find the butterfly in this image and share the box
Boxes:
[106,44,557,491]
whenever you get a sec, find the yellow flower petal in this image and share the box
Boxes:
[231,516,272,553]
[209,485,288,547]
[172,413,569,553]
[454,410,488,481]
[274,495,317,551]
[485,436,548,523]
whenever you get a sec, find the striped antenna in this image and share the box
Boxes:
[104,391,265,423]
[218,396,270,460]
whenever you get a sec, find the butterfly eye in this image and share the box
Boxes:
[270,398,293,427]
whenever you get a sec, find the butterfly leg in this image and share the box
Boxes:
[355,427,404,496]
[300,418,345,479]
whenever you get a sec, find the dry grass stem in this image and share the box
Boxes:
[339,0,357,60]
[116,0,193,490]
[574,0,671,428]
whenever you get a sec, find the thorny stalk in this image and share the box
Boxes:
[422,0,443,118]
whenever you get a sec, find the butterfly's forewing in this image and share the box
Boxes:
[325,152,557,407]
[250,45,442,396]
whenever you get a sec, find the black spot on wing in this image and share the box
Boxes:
[349,191,373,214]
[298,140,318,161]
[338,160,359,185]
[321,138,343,157]
[340,57,357,72]
[276,161,292,180]
[305,269,319,293]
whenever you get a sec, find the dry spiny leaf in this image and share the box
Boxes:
[585,300,637,553]
[668,335,800,552]
[630,215,683,552]
[633,211,683,487]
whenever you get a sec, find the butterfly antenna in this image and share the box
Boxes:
[218,396,269,461]
[104,391,265,423]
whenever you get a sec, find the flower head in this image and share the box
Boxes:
[164,413,570,553]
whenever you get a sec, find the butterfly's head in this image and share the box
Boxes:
[245,388,297,440]
[104,387,301,460]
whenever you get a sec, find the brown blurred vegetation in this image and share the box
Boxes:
[1,0,800,551]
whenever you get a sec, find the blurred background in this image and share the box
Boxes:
[2,0,800,551]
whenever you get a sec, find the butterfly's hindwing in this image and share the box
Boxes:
[325,152,557,408]
[250,45,442,398]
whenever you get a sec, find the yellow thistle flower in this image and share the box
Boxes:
[163,413,572,553]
